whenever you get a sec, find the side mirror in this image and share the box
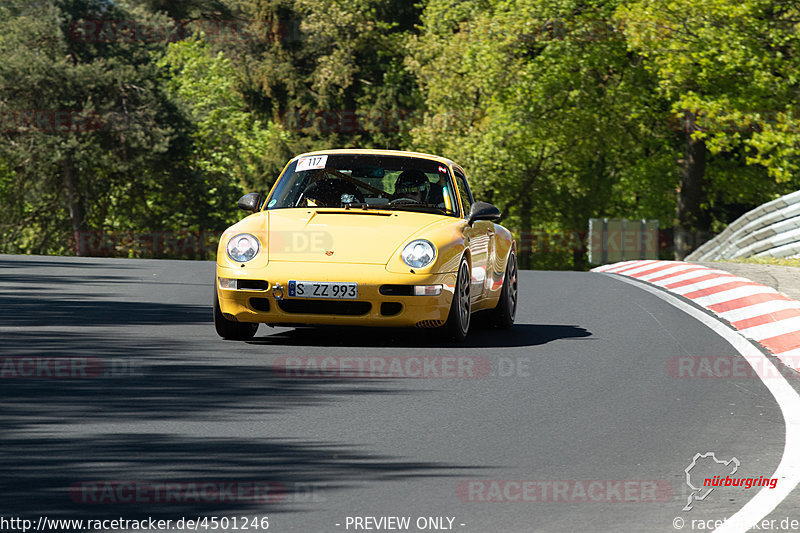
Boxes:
[467,201,502,225]
[237,192,262,212]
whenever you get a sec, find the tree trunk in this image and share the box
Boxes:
[63,156,88,256]
[519,196,532,269]
[572,231,587,271]
[674,114,709,260]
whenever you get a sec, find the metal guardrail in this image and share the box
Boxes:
[686,190,800,261]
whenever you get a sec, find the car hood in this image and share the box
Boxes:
[264,208,447,264]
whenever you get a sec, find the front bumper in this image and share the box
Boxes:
[216,262,457,328]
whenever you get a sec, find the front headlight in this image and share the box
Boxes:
[227,233,260,263]
[401,239,436,268]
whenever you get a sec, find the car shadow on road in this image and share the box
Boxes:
[246,323,592,348]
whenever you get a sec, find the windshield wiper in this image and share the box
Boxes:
[343,202,372,210]
[381,202,454,215]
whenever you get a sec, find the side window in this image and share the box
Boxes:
[454,169,473,217]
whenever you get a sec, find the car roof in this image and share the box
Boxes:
[293,149,456,168]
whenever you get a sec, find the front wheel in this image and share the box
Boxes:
[443,257,471,341]
[213,288,258,340]
[489,251,518,329]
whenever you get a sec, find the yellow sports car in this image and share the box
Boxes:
[214,149,517,341]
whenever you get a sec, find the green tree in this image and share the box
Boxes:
[0,0,257,257]
[618,0,800,258]
[409,0,675,268]
[159,38,284,192]
[0,0,193,254]
[222,0,421,177]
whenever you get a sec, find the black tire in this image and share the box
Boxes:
[213,288,259,340]
[489,251,518,329]
[443,256,471,341]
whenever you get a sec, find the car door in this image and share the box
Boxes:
[453,167,494,304]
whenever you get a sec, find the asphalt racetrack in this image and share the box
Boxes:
[1,255,798,532]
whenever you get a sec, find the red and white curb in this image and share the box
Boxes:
[593,260,800,374]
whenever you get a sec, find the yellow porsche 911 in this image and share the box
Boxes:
[214,149,517,341]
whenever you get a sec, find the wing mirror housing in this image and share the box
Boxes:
[237,192,262,212]
[467,201,502,225]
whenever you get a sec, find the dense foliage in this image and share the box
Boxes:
[1,0,799,266]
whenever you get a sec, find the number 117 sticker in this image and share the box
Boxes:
[296,155,328,171]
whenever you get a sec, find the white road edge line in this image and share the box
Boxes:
[606,274,800,533]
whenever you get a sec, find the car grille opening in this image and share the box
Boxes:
[277,299,371,316]
[249,298,271,311]
[379,284,414,296]
[380,302,402,316]
[238,280,269,291]
[416,320,444,328]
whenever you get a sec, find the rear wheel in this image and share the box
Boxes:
[489,251,518,329]
[443,257,471,341]
[213,288,258,340]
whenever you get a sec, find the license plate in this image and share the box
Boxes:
[288,280,358,299]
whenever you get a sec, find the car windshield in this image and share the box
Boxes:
[266,154,460,216]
